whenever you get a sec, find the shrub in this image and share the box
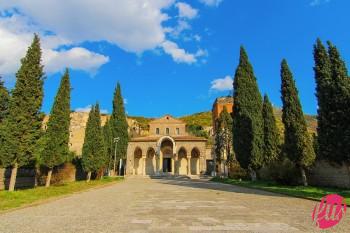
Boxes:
[259,157,300,185]
[228,160,249,180]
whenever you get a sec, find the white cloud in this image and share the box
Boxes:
[44,47,109,74]
[161,40,207,64]
[210,75,233,91]
[310,0,330,6]
[176,2,198,19]
[0,0,207,74]
[170,20,191,37]
[199,0,223,7]
[0,14,109,76]
[75,105,108,114]
[161,40,196,64]
[0,0,174,53]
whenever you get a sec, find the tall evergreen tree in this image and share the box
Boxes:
[327,42,350,164]
[103,118,113,172]
[232,47,264,180]
[313,39,333,161]
[280,59,315,186]
[262,94,280,165]
[0,76,9,123]
[2,34,44,191]
[110,83,128,175]
[82,104,105,182]
[0,76,10,167]
[214,106,233,175]
[41,69,71,187]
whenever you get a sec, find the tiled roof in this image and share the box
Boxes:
[130,135,207,142]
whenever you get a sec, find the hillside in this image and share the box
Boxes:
[179,111,212,127]
[129,109,317,135]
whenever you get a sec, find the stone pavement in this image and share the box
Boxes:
[0,177,349,232]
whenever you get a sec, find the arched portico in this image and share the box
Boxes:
[177,147,187,175]
[146,147,156,175]
[191,147,200,175]
[133,147,143,175]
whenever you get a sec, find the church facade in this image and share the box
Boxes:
[126,115,207,176]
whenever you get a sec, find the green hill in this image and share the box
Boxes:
[179,111,212,127]
[128,109,317,136]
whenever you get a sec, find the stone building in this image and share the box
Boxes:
[212,96,233,133]
[211,96,234,176]
[126,115,207,176]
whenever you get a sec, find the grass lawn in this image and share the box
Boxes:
[212,177,350,204]
[0,176,123,212]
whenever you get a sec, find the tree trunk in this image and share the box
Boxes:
[8,163,18,192]
[250,169,257,181]
[300,166,308,186]
[45,169,53,187]
[86,171,91,182]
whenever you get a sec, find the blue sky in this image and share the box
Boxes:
[0,0,349,117]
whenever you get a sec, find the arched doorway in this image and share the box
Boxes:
[161,138,174,173]
[146,148,156,175]
[178,147,187,175]
[191,148,200,175]
[134,147,142,175]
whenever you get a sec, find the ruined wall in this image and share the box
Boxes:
[308,160,350,189]
[43,112,140,156]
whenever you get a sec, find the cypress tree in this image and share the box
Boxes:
[0,76,10,167]
[262,94,280,165]
[2,34,44,191]
[41,69,71,187]
[280,59,315,186]
[313,39,333,161]
[0,76,9,123]
[82,104,105,182]
[215,106,233,176]
[110,82,128,175]
[232,46,264,180]
[327,42,350,164]
[103,118,113,172]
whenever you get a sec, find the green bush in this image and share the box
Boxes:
[228,160,249,180]
[259,158,300,185]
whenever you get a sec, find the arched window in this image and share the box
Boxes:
[166,128,170,135]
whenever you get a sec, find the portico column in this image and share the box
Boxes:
[159,152,163,174]
[171,154,175,175]
[142,155,146,175]
[187,156,191,175]
[174,154,178,175]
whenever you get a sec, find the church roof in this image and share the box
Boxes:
[130,135,207,142]
[149,114,184,125]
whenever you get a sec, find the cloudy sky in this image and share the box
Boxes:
[0,0,349,117]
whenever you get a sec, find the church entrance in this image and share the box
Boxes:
[163,158,172,173]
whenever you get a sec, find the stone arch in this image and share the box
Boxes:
[134,147,143,175]
[177,147,187,175]
[191,147,200,175]
[156,136,176,156]
[146,147,156,175]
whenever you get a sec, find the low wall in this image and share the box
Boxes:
[308,160,350,189]
[0,168,36,190]
[0,163,84,191]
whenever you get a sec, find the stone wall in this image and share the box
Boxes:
[44,112,141,156]
[308,160,350,189]
[0,163,84,191]
[0,168,36,190]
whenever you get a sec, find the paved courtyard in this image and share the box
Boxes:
[0,177,349,232]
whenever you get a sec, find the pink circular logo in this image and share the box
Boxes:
[312,194,347,229]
